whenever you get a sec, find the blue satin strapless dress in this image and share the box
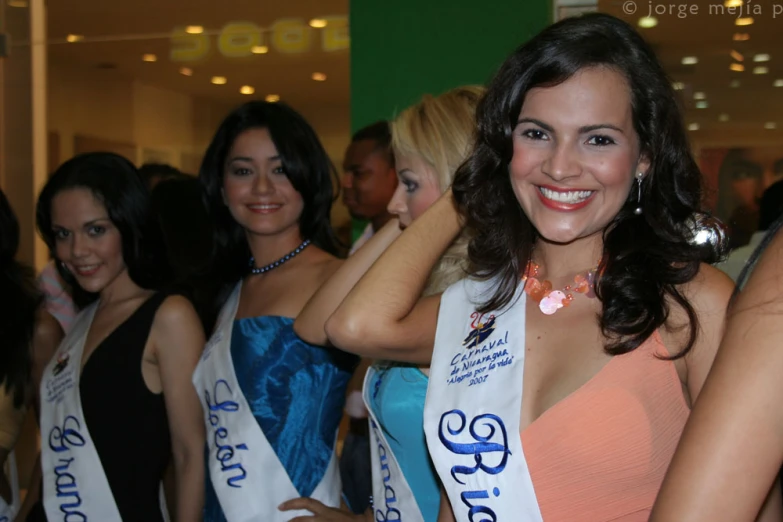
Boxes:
[204,316,357,521]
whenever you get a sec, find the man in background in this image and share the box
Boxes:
[341,121,398,254]
[339,121,398,513]
[138,162,184,190]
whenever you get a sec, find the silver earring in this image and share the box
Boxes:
[634,172,644,215]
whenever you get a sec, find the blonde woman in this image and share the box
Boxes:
[280,86,483,522]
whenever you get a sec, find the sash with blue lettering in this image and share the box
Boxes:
[192,283,341,522]
[423,277,542,522]
[363,367,425,522]
[40,302,123,522]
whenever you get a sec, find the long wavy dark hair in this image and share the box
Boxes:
[199,101,342,325]
[36,152,169,307]
[0,189,41,408]
[452,13,726,357]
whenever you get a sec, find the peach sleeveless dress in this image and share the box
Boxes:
[521,331,690,521]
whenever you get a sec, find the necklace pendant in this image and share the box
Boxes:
[539,290,567,315]
[524,261,600,315]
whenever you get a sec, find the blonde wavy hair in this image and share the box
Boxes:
[391,85,484,296]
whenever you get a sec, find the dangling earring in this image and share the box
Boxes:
[634,172,644,215]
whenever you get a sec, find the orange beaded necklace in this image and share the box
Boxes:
[522,261,599,315]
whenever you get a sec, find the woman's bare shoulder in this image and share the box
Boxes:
[33,308,63,362]
[301,247,344,286]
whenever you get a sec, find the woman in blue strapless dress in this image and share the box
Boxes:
[195,101,357,521]
[281,86,483,521]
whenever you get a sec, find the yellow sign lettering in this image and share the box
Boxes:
[170,27,210,62]
[272,18,311,54]
[169,17,348,62]
[218,22,263,58]
[321,16,349,52]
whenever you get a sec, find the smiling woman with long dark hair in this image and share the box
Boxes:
[194,100,357,521]
[27,152,206,522]
[322,13,774,521]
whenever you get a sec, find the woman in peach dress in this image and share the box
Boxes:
[324,13,781,522]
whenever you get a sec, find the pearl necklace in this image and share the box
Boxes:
[249,239,311,275]
[522,261,598,315]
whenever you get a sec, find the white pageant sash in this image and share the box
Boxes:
[40,302,123,522]
[0,496,12,522]
[363,366,426,522]
[192,283,341,522]
[423,277,542,522]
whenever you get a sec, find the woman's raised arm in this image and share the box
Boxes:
[325,191,463,363]
[294,218,402,346]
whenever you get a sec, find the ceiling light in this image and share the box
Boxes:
[251,45,269,54]
[681,56,698,65]
[735,17,754,26]
[688,123,700,131]
[185,25,204,34]
[7,0,28,7]
[764,122,777,130]
[142,54,157,62]
[672,82,685,90]
[693,92,706,100]
[240,86,255,95]
[66,34,84,43]
[311,72,327,82]
[179,67,193,76]
[265,94,280,103]
[730,63,745,72]
[733,33,750,41]
[774,79,783,87]
[753,66,769,74]
[719,113,730,122]
[637,16,658,28]
[309,18,328,28]
[753,54,771,62]
[211,76,227,85]
[730,79,741,88]
[724,0,743,6]
[696,101,709,109]
[730,50,744,62]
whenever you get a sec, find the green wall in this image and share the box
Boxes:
[350,0,553,132]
